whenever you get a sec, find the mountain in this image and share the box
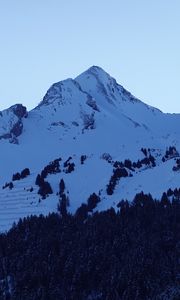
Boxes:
[1,65,180,232]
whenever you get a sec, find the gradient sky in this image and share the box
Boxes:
[0,0,180,112]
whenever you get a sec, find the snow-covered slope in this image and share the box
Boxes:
[1,66,180,231]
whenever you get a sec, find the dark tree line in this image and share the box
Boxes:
[35,174,53,199]
[0,194,179,300]
[107,167,129,195]
[58,179,69,217]
[113,153,156,171]
[12,168,30,181]
[63,157,75,173]
[75,192,101,220]
[162,146,179,162]
[41,158,61,179]
[173,158,180,171]
[2,182,14,190]
[106,148,177,196]
[2,168,30,191]
[34,158,63,199]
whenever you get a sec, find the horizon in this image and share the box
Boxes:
[0,0,180,113]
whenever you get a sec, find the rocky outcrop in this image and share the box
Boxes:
[0,104,27,144]
[11,104,27,118]
[10,120,24,137]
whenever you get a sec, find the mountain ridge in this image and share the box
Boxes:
[0,66,180,232]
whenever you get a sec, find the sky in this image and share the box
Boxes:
[0,0,180,113]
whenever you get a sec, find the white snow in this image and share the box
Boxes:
[1,66,180,231]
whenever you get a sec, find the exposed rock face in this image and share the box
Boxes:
[11,120,24,137]
[0,104,28,143]
[12,104,27,118]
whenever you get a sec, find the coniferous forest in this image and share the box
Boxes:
[0,194,180,300]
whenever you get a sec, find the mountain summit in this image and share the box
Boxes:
[0,66,180,231]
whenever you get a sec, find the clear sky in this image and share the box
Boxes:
[0,0,180,112]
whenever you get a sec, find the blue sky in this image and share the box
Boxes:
[0,0,180,112]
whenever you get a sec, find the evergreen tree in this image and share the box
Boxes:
[59,179,65,195]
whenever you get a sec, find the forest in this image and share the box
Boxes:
[0,193,179,300]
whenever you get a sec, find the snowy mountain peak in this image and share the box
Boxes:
[37,66,156,114]
[82,65,111,78]
[75,66,117,102]
[1,66,180,231]
[38,78,75,107]
[75,66,143,108]
[38,66,116,109]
